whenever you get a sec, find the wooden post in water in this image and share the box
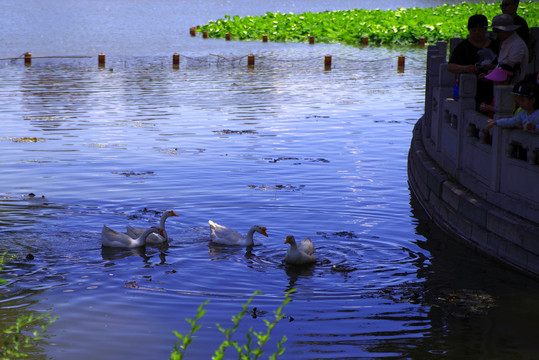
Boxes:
[308,36,315,44]
[173,53,180,69]
[398,55,405,72]
[419,37,426,48]
[226,33,231,41]
[202,31,208,39]
[190,27,196,36]
[362,37,369,46]
[98,53,106,67]
[247,54,255,67]
[24,52,31,66]
[262,35,268,42]
[324,55,332,70]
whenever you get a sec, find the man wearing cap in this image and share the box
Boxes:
[490,13,528,83]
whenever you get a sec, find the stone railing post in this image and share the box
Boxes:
[453,73,477,170]
[435,63,456,151]
[490,85,515,191]
[425,45,440,136]
[439,63,456,94]
[493,85,515,120]
[458,73,477,111]
[449,37,462,55]
[436,41,448,61]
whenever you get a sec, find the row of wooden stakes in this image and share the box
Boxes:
[18,52,406,70]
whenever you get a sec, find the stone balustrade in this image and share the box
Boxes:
[408,31,539,278]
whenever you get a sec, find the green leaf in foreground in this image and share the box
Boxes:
[1,252,58,359]
[170,289,295,360]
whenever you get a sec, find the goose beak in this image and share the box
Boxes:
[261,227,268,237]
[171,211,179,217]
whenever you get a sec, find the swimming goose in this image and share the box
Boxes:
[102,225,163,248]
[126,210,179,244]
[208,220,268,246]
[284,235,316,265]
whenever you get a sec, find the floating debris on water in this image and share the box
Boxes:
[88,143,108,148]
[305,115,330,119]
[317,231,358,239]
[213,129,258,135]
[23,115,70,121]
[112,170,155,177]
[2,136,46,143]
[127,207,162,220]
[157,147,205,155]
[331,264,358,273]
[248,184,305,192]
[266,157,330,164]
[249,307,268,319]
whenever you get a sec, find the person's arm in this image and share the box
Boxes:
[524,110,539,131]
[496,111,525,128]
[484,112,524,133]
[447,62,478,74]
[484,119,498,132]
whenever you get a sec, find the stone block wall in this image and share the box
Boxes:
[408,31,539,278]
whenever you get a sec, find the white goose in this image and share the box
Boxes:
[208,220,268,246]
[284,235,316,265]
[101,225,163,248]
[126,210,179,244]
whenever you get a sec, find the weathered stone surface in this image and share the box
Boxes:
[408,35,539,279]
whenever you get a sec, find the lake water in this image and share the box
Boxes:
[1,1,539,359]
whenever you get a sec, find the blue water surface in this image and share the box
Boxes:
[1,1,539,359]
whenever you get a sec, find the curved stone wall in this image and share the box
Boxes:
[408,119,539,278]
[408,37,539,278]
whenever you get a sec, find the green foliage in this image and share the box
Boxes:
[197,1,538,45]
[1,313,58,360]
[170,300,209,360]
[0,253,58,359]
[170,289,295,360]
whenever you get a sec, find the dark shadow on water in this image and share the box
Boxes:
[206,241,269,261]
[101,246,150,262]
[373,189,539,359]
[100,244,169,264]
[283,263,315,291]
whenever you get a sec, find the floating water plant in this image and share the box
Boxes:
[2,136,45,143]
[197,1,538,45]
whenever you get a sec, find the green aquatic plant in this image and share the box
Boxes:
[1,313,58,359]
[197,1,538,45]
[170,289,294,360]
[0,253,58,359]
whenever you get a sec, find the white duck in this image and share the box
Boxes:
[284,235,316,265]
[208,220,268,246]
[126,210,179,244]
[101,225,163,248]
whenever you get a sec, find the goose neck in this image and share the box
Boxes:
[245,228,256,245]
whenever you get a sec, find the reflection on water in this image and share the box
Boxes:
[408,193,539,359]
[1,1,538,358]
